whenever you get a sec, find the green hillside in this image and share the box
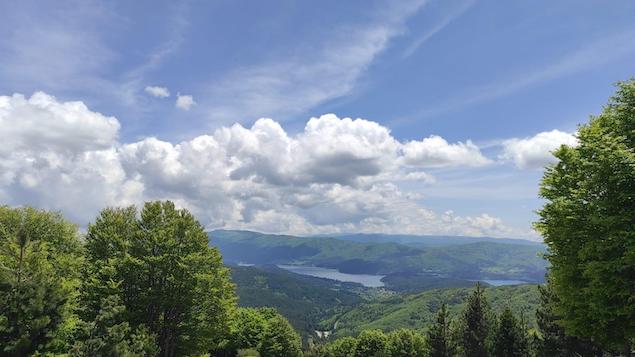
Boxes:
[230,265,365,337]
[320,284,541,338]
[210,230,547,282]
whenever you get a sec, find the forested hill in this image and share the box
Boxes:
[209,230,547,282]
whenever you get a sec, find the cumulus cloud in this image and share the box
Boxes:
[1,92,521,237]
[402,135,491,168]
[144,86,170,98]
[176,93,195,110]
[501,130,578,169]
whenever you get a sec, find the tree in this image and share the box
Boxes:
[536,79,635,354]
[232,307,267,350]
[354,329,388,357]
[71,295,158,356]
[386,329,425,357]
[427,303,453,357]
[258,314,302,357]
[82,201,237,357]
[321,336,358,357]
[535,281,604,357]
[492,307,529,357]
[457,283,493,357]
[0,206,82,355]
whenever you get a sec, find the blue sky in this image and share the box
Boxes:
[1,0,634,239]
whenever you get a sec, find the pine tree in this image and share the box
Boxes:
[428,303,452,357]
[0,206,82,355]
[492,307,529,357]
[457,283,493,357]
[71,295,158,356]
[259,314,302,357]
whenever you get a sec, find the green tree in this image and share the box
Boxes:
[536,79,635,354]
[492,307,528,357]
[321,336,358,357]
[82,201,236,357]
[427,303,453,357]
[231,307,267,350]
[0,206,82,355]
[71,295,158,356]
[535,281,604,357]
[457,283,493,357]
[354,329,388,357]
[386,329,425,357]
[258,314,302,357]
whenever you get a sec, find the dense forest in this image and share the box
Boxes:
[1,80,634,356]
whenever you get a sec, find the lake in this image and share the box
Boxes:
[478,279,528,286]
[277,264,385,287]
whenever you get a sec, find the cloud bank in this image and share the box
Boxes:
[501,130,577,169]
[0,92,559,238]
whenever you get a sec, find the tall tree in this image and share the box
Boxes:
[258,314,302,357]
[428,303,452,357]
[82,201,236,357]
[492,307,529,357]
[457,283,493,357]
[0,206,82,355]
[536,79,635,354]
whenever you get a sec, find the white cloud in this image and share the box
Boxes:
[144,86,170,98]
[402,135,491,168]
[501,130,578,169]
[0,93,522,238]
[176,93,195,110]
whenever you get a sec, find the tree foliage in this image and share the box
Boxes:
[492,307,529,357]
[82,201,236,357]
[259,313,302,357]
[456,283,493,356]
[536,79,635,352]
[427,303,452,357]
[70,295,158,356]
[0,206,82,355]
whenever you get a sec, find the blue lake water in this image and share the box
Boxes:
[478,279,528,286]
[277,264,385,287]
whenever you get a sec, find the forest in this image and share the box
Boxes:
[1,80,634,356]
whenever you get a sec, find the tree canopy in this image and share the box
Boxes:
[537,79,635,352]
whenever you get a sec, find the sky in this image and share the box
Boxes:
[1,0,634,240]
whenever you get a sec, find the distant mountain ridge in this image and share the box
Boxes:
[313,232,543,248]
[209,230,547,283]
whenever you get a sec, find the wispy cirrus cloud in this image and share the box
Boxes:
[401,0,476,58]
[201,0,428,125]
[394,27,635,124]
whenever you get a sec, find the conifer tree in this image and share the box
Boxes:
[0,206,82,355]
[70,295,158,356]
[428,303,453,357]
[492,307,529,357]
[457,283,493,357]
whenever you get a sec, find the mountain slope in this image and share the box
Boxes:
[210,230,547,282]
